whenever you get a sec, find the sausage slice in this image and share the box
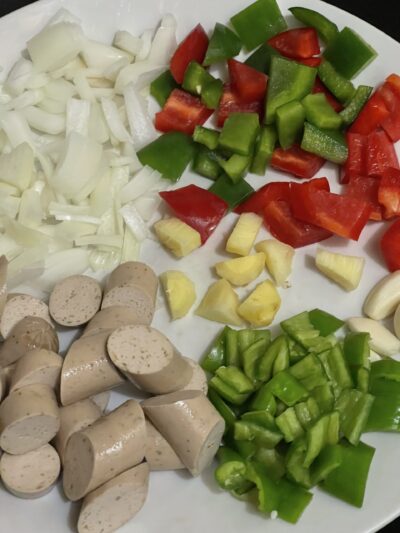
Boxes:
[0,368,6,402]
[0,383,60,454]
[63,399,146,501]
[107,325,192,394]
[142,390,225,476]
[60,330,124,406]
[0,444,60,498]
[145,419,184,471]
[77,462,149,533]
[90,391,111,412]
[181,357,208,394]
[82,305,150,338]
[10,349,63,393]
[0,294,52,339]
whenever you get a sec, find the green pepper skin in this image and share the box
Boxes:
[203,23,242,66]
[209,175,254,210]
[301,122,348,164]
[318,59,356,104]
[150,70,179,107]
[309,309,344,336]
[340,85,373,126]
[245,43,280,74]
[289,6,339,45]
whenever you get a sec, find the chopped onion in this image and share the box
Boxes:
[38,97,68,114]
[0,182,19,196]
[133,193,162,222]
[100,97,132,143]
[136,29,155,62]
[7,248,45,286]
[26,72,51,90]
[123,82,156,149]
[88,101,109,144]
[113,31,142,56]
[4,58,34,96]
[115,61,162,94]
[103,57,131,83]
[6,89,44,110]
[0,111,34,148]
[44,78,76,103]
[119,202,149,242]
[54,220,98,241]
[0,233,23,260]
[46,8,81,27]
[21,106,66,135]
[50,56,86,81]
[88,248,121,272]
[18,189,43,227]
[121,226,140,261]
[120,166,162,204]
[73,71,95,101]
[66,98,90,136]
[5,219,51,248]
[81,40,133,70]
[147,15,177,66]
[0,142,34,190]
[75,234,123,248]
[0,197,21,219]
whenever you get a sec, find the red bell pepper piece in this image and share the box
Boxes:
[290,186,372,241]
[386,73,400,96]
[216,84,264,127]
[366,129,399,178]
[377,82,400,142]
[268,28,320,59]
[345,175,383,221]
[271,145,325,179]
[263,200,332,248]
[235,181,291,215]
[297,57,322,67]
[170,24,209,83]
[159,185,228,243]
[312,78,343,112]
[381,219,400,272]
[341,133,367,184]
[350,92,390,135]
[227,59,268,104]
[155,89,212,135]
[378,167,400,219]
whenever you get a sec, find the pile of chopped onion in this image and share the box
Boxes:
[0,8,176,292]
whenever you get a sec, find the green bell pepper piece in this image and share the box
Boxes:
[219,112,260,156]
[209,174,254,210]
[371,359,400,382]
[369,377,400,396]
[245,461,281,513]
[320,441,375,508]
[215,460,252,492]
[266,370,309,406]
[182,61,214,96]
[301,122,348,164]
[204,23,242,66]
[339,85,373,126]
[309,308,344,336]
[365,393,400,432]
[286,437,312,488]
[302,93,342,130]
[209,376,251,406]
[192,147,221,180]
[201,78,223,109]
[289,353,327,391]
[201,327,227,373]
[245,42,280,74]
[238,329,256,356]
[138,132,194,182]
[272,343,290,375]
[234,419,282,448]
[216,365,255,394]
[276,406,304,442]
[250,125,277,175]
[253,448,285,481]
[281,311,336,354]
[344,332,371,391]
[254,330,272,343]
[335,389,375,445]
[303,411,339,468]
[234,440,257,460]
[242,338,269,382]
[276,100,306,149]
[224,327,239,366]
[311,383,335,413]
[230,0,287,51]
[356,367,370,394]
[249,383,277,412]
[317,345,353,399]
[193,126,219,150]
[289,7,339,45]
[217,153,252,183]
[287,336,308,364]
[318,59,356,104]
[150,70,179,107]
[217,446,244,464]
[265,56,317,124]
[294,397,321,430]
[208,388,238,429]
[257,334,288,382]
[324,27,378,80]
[310,444,342,485]
[277,477,313,524]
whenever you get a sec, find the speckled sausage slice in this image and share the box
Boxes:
[142,390,225,477]
[180,357,208,394]
[101,286,155,325]
[60,330,124,406]
[54,399,102,464]
[0,295,52,339]
[0,384,60,454]
[90,391,111,412]
[82,306,148,338]
[49,275,102,327]
[0,316,59,368]
[63,399,146,501]
[0,368,6,402]
[10,349,63,393]
[77,462,149,533]
[0,255,8,320]
[107,325,192,394]
[0,444,60,498]
[145,419,184,471]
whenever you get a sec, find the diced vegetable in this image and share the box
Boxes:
[301,122,348,164]
[250,125,277,175]
[268,28,320,60]
[150,70,179,107]
[209,175,254,210]
[160,270,196,319]
[196,279,243,326]
[228,59,268,103]
[315,249,365,291]
[215,253,265,286]
[218,112,260,156]
[193,126,219,150]
[270,145,325,179]
[226,213,263,256]
[170,24,209,83]
[339,85,373,126]
[318,60,356,104]
[276,100,306,149]
[289,7,339,45]
[381,219,400,272]
[238,280,281,326]
[245,42,280,74]
[192,147,221,179]
[302,93,342,130]
[216,84,264,127]
[153,217,201,257]
[203,23,242,66]
[350,91,390,135]
[255,239,294,287]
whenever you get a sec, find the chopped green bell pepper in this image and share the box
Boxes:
[344,332,371,392]
[182,61,214,96]
[242,338,269,382]
[230,0,287,51]
[317,345,353,399]
[219,112,260,156]
[217,446,244,464]
[193,126,219,150]
[365,393,400,432]
[216,365,255,394]
[224,327,239,366]
[249,383,277,412]
[253,448,285,481]
[204,23,242,66]
[201,78,223,109]
[215,460,251,492]
[208,388,238,429]
[273,343,290,375]
[217,153,252,183]
[277,477,313,523]
[237,329,256,355]
[245,461,281,513]
[209,376,251,406]
[201,327,227,372]
[276,406,304,442]
[339,85,373,126]
[318,59,356,104]
[301,122,348,164]
[250,125,277,175]
[324,27,377,79]
[235,416,282,448]
[287,337,308,364]
[303,411,339,468]
[192,147,221,180]
[289,353,327,391]
[369,377,400,396]
[276,100,306,149]
[281,311,337,354]
[311,383,335,413]
[257,334,288,382]
[266,370,309,406]
[335,389,375,445]
[309,309,344,336]
[289,6,339,45]
[310,444,342,485]
[150,70,179,107]
[209,174,254,210]
[371,359,400,382]
[286,437,312,488]
[294,397,321,430]
[302,93,343,130]
[245,42,280,74]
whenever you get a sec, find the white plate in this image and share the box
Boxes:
[1,0,400,532]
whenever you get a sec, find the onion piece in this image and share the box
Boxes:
[115,61,162,94]
[75,234,123,248]
[133,193,162,222]
[5,219,51,248]
[73,71,95,101]
[50,56,86,81]
[120,166,162,204]
[100,97,132,143]
[0,233,22,260]
[147,14,177,65]
[7,247,45,286]
[119,202,149,242]
[6,89,44,110]
[0,111,35,149]
[0,183,19,197]
[88,101,109,144]
[21,106,66,135]
[113,31,142,56]
[81,40,133,70]
[136,29,155,62]
[44,78,76,103]
[0,142,34,190]
[121,226,140,261]
[89,248,121,272]
[123,82,156,149]
[66,98,91,136]
[18,188,43,227]
[0,197,21,219]
[4,58,34,96]
[38,97,68,114]
[54,220,98,241]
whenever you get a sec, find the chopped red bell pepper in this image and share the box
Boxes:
[349,92,390,135]
[263,199,332,248]
[297,57,322,67]
[366,129,399,178]
[235,181,291,214]
[378,167,400,219]
[268,28,320,59]
[377,82,400,142]
[381,219,400,272]
[341,133,367,184]
[290,186,372,240]
[170,24,209,83]
[345,175,382,221]
[271,145,325,179]
[312,77,343,112]
[155,89,213,135]
[159,184,228,243]
[227,59,268,104]
[386,73,400,96]
[216,84,264,127]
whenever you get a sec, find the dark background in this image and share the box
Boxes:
[0,0,399,532]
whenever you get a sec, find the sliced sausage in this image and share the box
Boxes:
[60,330,124,406]
[0,255,8,320]
[0,294,52,339]
[82,305,150,338]
[181,357,208,394]
[107,325,192,394]
[10,349,63,393]
[49,275,102,327]
[77,462,149,533]
[145,419,184,471]
[0,316,59,368]
[63,399,146,501]
[0,368,6,402]
[54,398,102,464]
[0,444,60,498]
[0,383,60,454]
[101,286,155,325]
[90,391,111,412]
[142,390,225,477]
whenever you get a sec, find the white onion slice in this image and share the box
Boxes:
[123,82,156,149]
[21,106,66,135]
[81,40,133,70]
[113,31,142,56]
[100,97,132,143]
[66,98,91,136]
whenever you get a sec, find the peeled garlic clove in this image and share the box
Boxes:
[347,317,400,357]
[363,271,400,320]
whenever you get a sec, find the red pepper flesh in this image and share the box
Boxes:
[345,175,382,221]
[341,133,367,184]
[312,78,343,112]
[271,145,325,179]
[228,59,268,104]
[297,57,322,68]
[235,181,291,215]
[377,82,400,142]
[216,84,264,127]
[378,167,400,219]
[349,91,390,135]
[366,129,399,178]
[381,219,400,272]
[170,24,209,84]
[268,28,320,59]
